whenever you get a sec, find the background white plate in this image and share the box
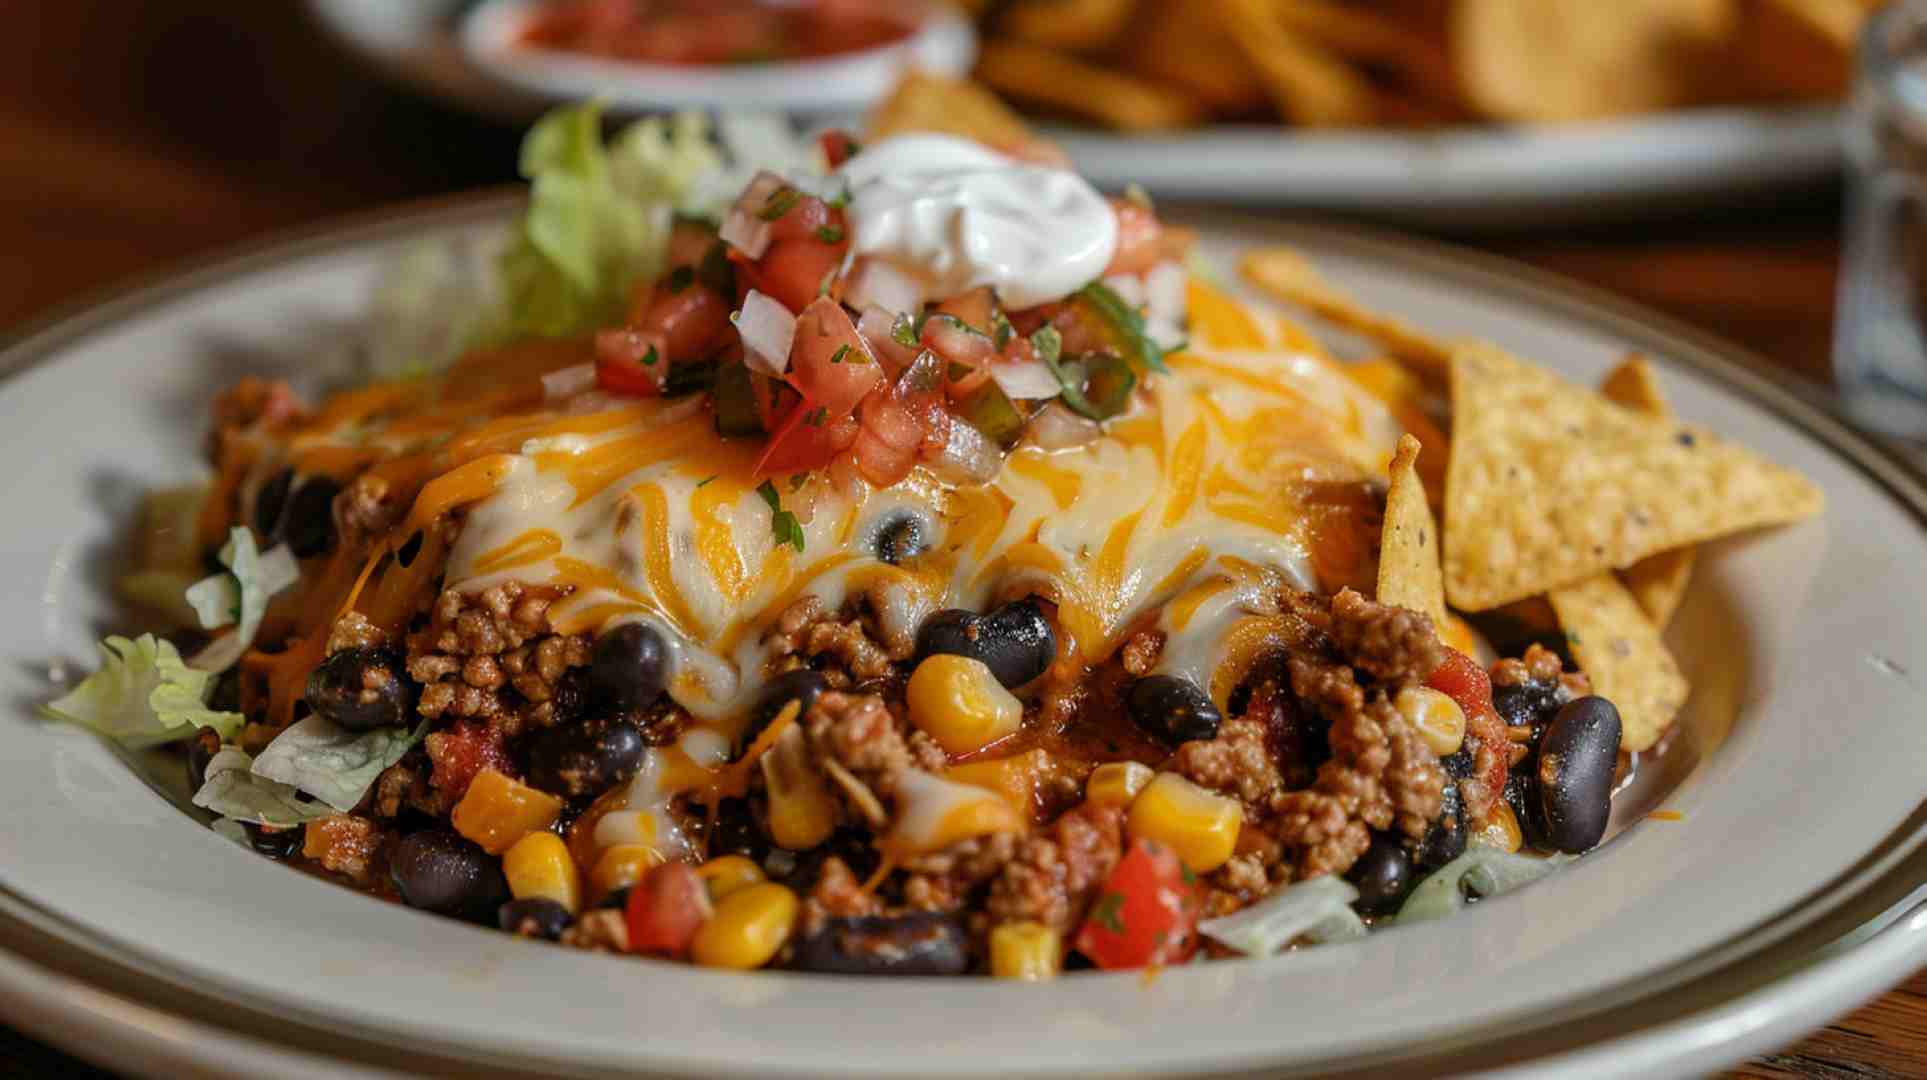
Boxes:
[305,0,1843,225]
[0,198,1923,1077]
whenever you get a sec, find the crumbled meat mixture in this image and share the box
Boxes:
[1324,588,1446,685]
[325,611,387,654]
[206,377,306,458]
[406,583,589,738]
[900,832,1021,912]
[371,756,453,818]
[1172,716,1283,809]
[765,596,893,683]
[986,803,1123,935]
[335,472,402,547]
[302,814,387,886]
[1491,643,1592,703]
[801,856,883,936]
[1119,629,1164,676]
[1207,852,1271,911]
[802,691,923,794]
[561,909,630,953]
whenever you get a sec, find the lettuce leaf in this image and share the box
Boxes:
[191,747,335,828]
[186,527,298,673]
[44,634,242,747]
[1396,849,1573,925]
[250,716,427,812]
[1198,874,1368,957]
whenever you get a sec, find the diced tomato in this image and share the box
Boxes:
[818,129,861,169]
[1426,648,1497,728]
[594,329,668,397]
[764,192,840,247]
[625,282,731,363]
[423,720,514,804]
[667,219,719,269]
[1104,197,1168,277]
[625,862,714,959]
[753,238,847,313]
[933,286,999,336]
[786,296,884,415]
[850,352,948,486]
[1073,838,1203,970]
[755,398,860,477]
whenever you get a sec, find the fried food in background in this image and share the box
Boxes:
[952,0,1880,132]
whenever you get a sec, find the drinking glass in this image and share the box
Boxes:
[1836,0,1927,441]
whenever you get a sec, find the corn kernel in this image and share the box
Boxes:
[907,654,1024,755]
[590,843,662,902]
[690,882,798,970]
[1395,686,1466,757]
[450,768,563,855]
[696,855,766,901]
[761,725,837,851]
[1470,801,1523,853]
[1085,761,1155,808]
[1126,772,1242,872]
[944,748,1050,817]
[990,921,1061,980]
[502,832,581,914]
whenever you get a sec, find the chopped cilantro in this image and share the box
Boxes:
[756,187,802,221]
[665,265,695,294]
[990,308,1015,350]
[695,475,718,488]
[1179,863,1197,886]
[756,480,806,553]
[890,315,920,349]
[1079,280,1170,373]
[829,344,851,365]
[788,472,808,492]
[802,405,828,427]
[641,346,658,367]
[946,361,973,383]
[1092,891,1125,934]
[814,224,845,244]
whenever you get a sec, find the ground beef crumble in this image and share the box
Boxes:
[765,596,893,684]
[985,803,1124,935]
[405,583,590,739]
[302,814,387,886]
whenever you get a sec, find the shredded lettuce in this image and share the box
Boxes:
[43,635,242,747]
[191,747,335,828]
[1396,849,1574,925]
[186,527,298,673]
[250,716,427,812]
[1199,875,1368,957]
[363,239,497,380]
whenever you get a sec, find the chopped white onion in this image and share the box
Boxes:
[927,418,1004,485]
[1145,260,1187,338]
[720,170,786,259]
[843,256,925,316]
[736,289,797,377]
[541,362,597,401]
[1024,401,1102,450]
[988,357,1063,401]
[857,303,919,373]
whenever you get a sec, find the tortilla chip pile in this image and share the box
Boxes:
[1240,248,1823,753]
[938,0,1877,131]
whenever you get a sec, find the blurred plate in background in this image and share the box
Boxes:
[306,0,1842,226]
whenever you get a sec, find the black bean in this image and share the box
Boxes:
[1440,745,1475,780]
[244,822,303,860]
[253,467,294,539]
[873,514,926,565]
[597,886,632,911]
[1413,778,1467,870]
[524,715,645,800]
[1127,675,1222,745]
[1492,677,1564,730]
[390,831,506,916]
[283,477,341,558]
[498,898,573,941]
[740,670,828,751]
[186,725,222,792]
[707,797,770,864]
[915,599,1056,688]
[1347,833,1414,916]
[304,647,415,731]
[790,912,969,975]
[1535,696,1621,854]
[587,623,668,712]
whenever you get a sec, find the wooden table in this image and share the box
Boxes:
[0,4,1913,1077]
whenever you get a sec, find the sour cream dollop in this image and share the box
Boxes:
[834,134,1117,310]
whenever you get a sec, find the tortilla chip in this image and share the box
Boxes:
[1213,0,1379,127]
[1377,434,1448,631]
[1240,247,1455,381]
[1443,342,1822,611]
[1547,575,1689,752]
[1121,1,1270,114]
[1345,358,1449,504]
[1265,0,1462,107]
[974,41,1203,131]
[1599,356,1694,627]
[1452,0,1735,122]
[867,72,1038,150]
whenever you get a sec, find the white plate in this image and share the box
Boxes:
[1,197,1923,1077]
[304,0,1843,224]
[458,0,975,118]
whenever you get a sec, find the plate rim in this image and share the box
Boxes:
[2,192,1923,1077]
